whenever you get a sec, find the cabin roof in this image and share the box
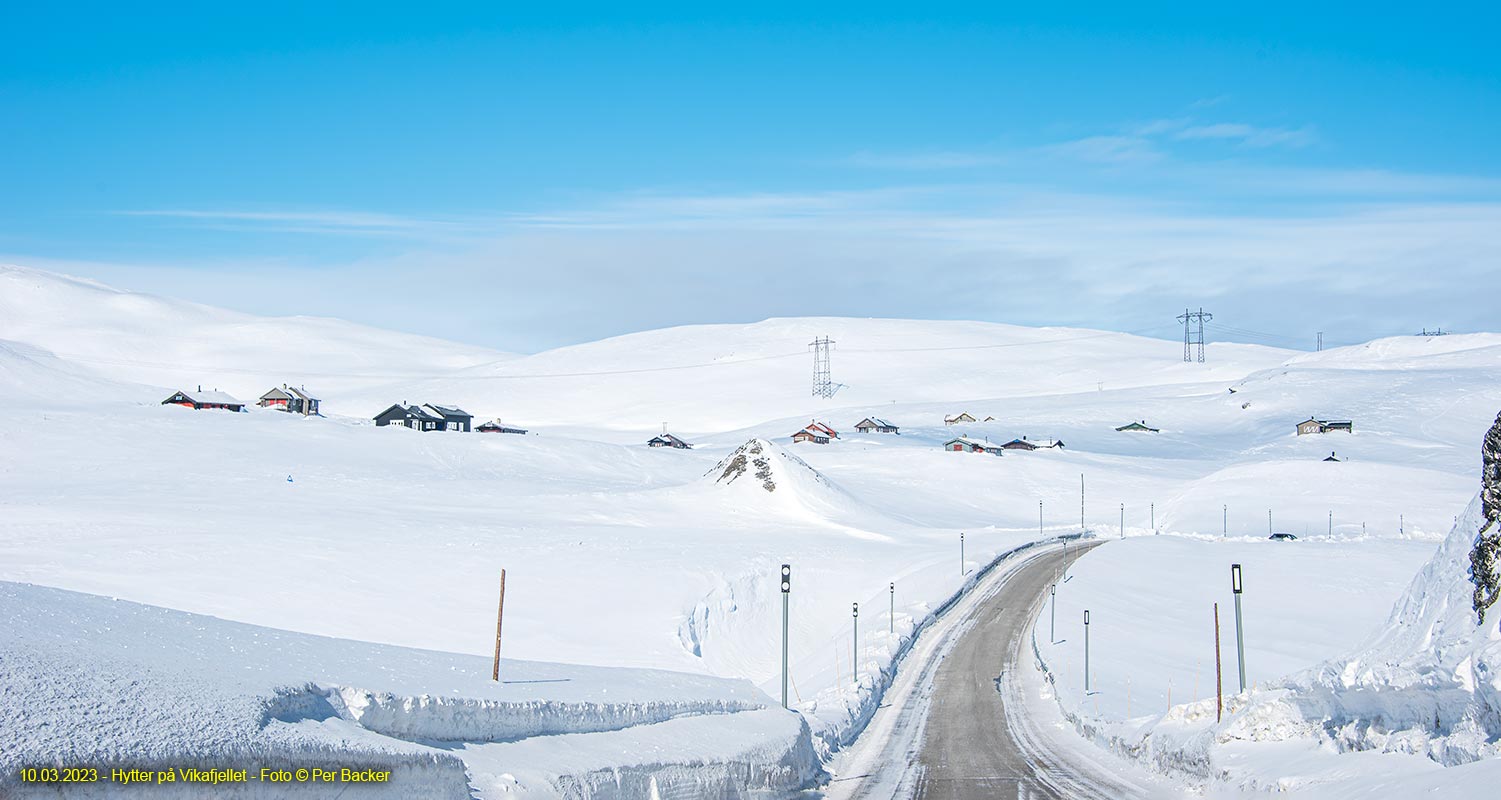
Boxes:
[173,389,243,405]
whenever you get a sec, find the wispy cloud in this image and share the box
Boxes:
[1041,135,1165,165]
[845,112,1317,173]
[114,209,483,238]
[842,150,1014,170]
[1171,122,1316,148]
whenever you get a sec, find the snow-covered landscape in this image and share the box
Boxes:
[3,260,1499,797]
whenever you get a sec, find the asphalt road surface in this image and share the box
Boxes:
[831,540,1178,800]
[912,543,1103,799]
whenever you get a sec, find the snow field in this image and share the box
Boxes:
[6,265,1501,795]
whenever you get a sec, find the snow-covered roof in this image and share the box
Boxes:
[176,389,242,405]
[261,385,319,402]
[856,417,898,428]
[1005,437,1061,448]
[478,419,527,432]
[401,404,442,421]
[423,403,471,419]
[944,436,1002,451]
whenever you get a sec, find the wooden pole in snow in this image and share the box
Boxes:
[1214,602,1223,723]
[492,569,507,681]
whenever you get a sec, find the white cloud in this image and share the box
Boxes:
[1040,135,1164,165]
[1172,122,1316,148]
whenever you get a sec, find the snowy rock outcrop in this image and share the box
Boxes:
[708,438,785,493]
[704,438,852,511]
[1472,409,1501,623]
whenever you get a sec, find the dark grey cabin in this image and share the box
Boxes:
[374,403,444,431]
[423,404,473,432]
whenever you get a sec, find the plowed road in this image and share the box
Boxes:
[826,541,1184,800]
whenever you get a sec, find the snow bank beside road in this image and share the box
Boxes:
[0,581,819,798]
[1030,492,1501,793]
[1286,493,1501,765]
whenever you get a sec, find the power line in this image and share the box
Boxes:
[1177,308,1212,362]
[810,336,836,398]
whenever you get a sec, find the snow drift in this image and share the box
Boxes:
[1281,490,1501,765]
[0,581,820,799]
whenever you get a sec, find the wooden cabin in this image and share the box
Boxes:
[373,403,444,431]
[480,420,534,432]
[853,417,899,434]
[648,433,693,449]
[1002,437,1064,451]
[162,387,245,412]
[1323,451,1343,462]
[806,421,838,438]
[792,428,830,444]
[1297,417,1354,435]
[944,412,977,425]
[423,404,473,432]
[1115,420,1160,433]
[943,437,1003,455]
[258,385,320,416]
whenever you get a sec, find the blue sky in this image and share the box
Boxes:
[2,4,1498,351]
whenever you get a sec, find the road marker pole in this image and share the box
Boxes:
[1050,583,1057,643]
[1232,564,1247,693]
[780,564,791,708]
[491,569,507,681]
[1084,609,1091,692]
[852,602,859,687]
[1214,603,1223,722]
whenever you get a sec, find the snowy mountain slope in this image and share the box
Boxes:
[0,339,149,404]
[0,580,818,799]
[0,263,515,401]
[353,316,1295,433]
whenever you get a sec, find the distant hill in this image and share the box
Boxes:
[0,263,516,403]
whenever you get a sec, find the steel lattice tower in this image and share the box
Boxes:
[1177,308,1212,362]
[810,336,835,398]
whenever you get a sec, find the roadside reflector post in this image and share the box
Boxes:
[780,564,791,708]
[852,602,859,687]
[1050,583,1057,643]
[1083,609,1091,692]
[889,582,894,635]
[1232,564,1246,693]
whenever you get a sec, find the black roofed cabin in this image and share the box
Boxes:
[423,404,473,432]
[258,385,320,416]
[162,386,245,412]
[648,433,692,449]
[1002,437,1064,451]
[374,403,444,431]
[1115,420,1160,433]
[480,420,534,432]
[854,417,900,434]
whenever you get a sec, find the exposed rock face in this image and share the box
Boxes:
[1471,410,1501,623]
[709,439,779,493]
